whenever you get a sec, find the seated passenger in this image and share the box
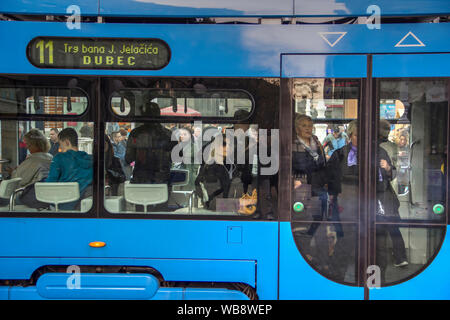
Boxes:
[195,134,231,210]
[172,126,197,189]
[1,129,53,207]
[195,133,252,212]
[45,128,93,210]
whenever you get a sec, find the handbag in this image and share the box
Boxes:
[106,156,126,184]
[238,189,257,215]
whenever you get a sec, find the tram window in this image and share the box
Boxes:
[103,77,279,218]
[0,120,94,213]
[375,79,448,286]
[291,78,360,285]
[0,87,88,115]
[378,79,447,223]
[109,89,254,119]
[104,121,267,216]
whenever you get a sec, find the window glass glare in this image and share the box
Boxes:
[111,89,254,118]
[293,79,359,120]
[291,78,360,285]
[0,87,88,115]
[378,79,447,222]
[0,120,93,213]
[104,121,268,216]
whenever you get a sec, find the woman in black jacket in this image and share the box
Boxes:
[292,114,328,236]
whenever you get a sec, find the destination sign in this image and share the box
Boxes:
[27,37,171,70]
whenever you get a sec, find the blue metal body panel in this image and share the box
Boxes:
[279,222,363,299]
[0,218,277,299]
[294,0,450,17]
[0,4,449,300]
[0,0,98,16]
[373,54,450,78]
[4,0,448,17]
[2,285,248,300]
[370,226,450,300]
[0,22,449,77]
[99,0,293,17]
[36,273,159,299]
[0,287,9,300]
[282,54,367,78]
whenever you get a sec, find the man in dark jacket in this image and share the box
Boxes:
[125,102,176,184]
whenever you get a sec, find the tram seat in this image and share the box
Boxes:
[171,169,194,214]
[124,181,168,213]
[80,197,92,212]
[0,178,22,210]
[34,182,80,212]
[104,196,124,212]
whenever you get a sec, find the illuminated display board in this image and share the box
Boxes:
[27,37,171,70]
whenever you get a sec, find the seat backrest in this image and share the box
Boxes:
[124,182,168,212]
[170,169,189,187]
[34,182,80,211]
[0,178,22,200]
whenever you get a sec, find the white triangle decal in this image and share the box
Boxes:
[395,31,425,47]
[318,32,347,47]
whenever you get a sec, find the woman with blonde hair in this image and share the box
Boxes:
[292,114,328,233]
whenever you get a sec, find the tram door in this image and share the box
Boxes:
[279,54,449,300]
[369,54,449,299]
[279,54,367,299]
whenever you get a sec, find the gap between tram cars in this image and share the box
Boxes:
[0,0,449,301]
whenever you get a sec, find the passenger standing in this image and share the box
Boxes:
[125,102,176,184]
[396,133,410,194]
[125,102,176,211]
[48,128,60,156]
[292,114,328,235]
[322,124,347,160]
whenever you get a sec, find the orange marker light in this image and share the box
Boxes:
[89,241,106,248]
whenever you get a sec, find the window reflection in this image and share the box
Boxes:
[379,80,447,222]
[104,119,277,218]
[0,87,88,115]
[376,226,445,285]
[0,120,93,212]
[291,78,360,285]
[376,79,447,287]
[110,88,254,119]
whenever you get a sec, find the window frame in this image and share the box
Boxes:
[99,76,279,221]
[0,75,98,219]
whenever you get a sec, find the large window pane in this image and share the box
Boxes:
[291,78,360,285]
[103,77,279,219]
[0,87,88,115]
[0,120,94,213]
[110,88,254,119]
[104,121,268,216]
[378,80,447,222]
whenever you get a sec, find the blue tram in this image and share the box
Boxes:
[0,0,449,300]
